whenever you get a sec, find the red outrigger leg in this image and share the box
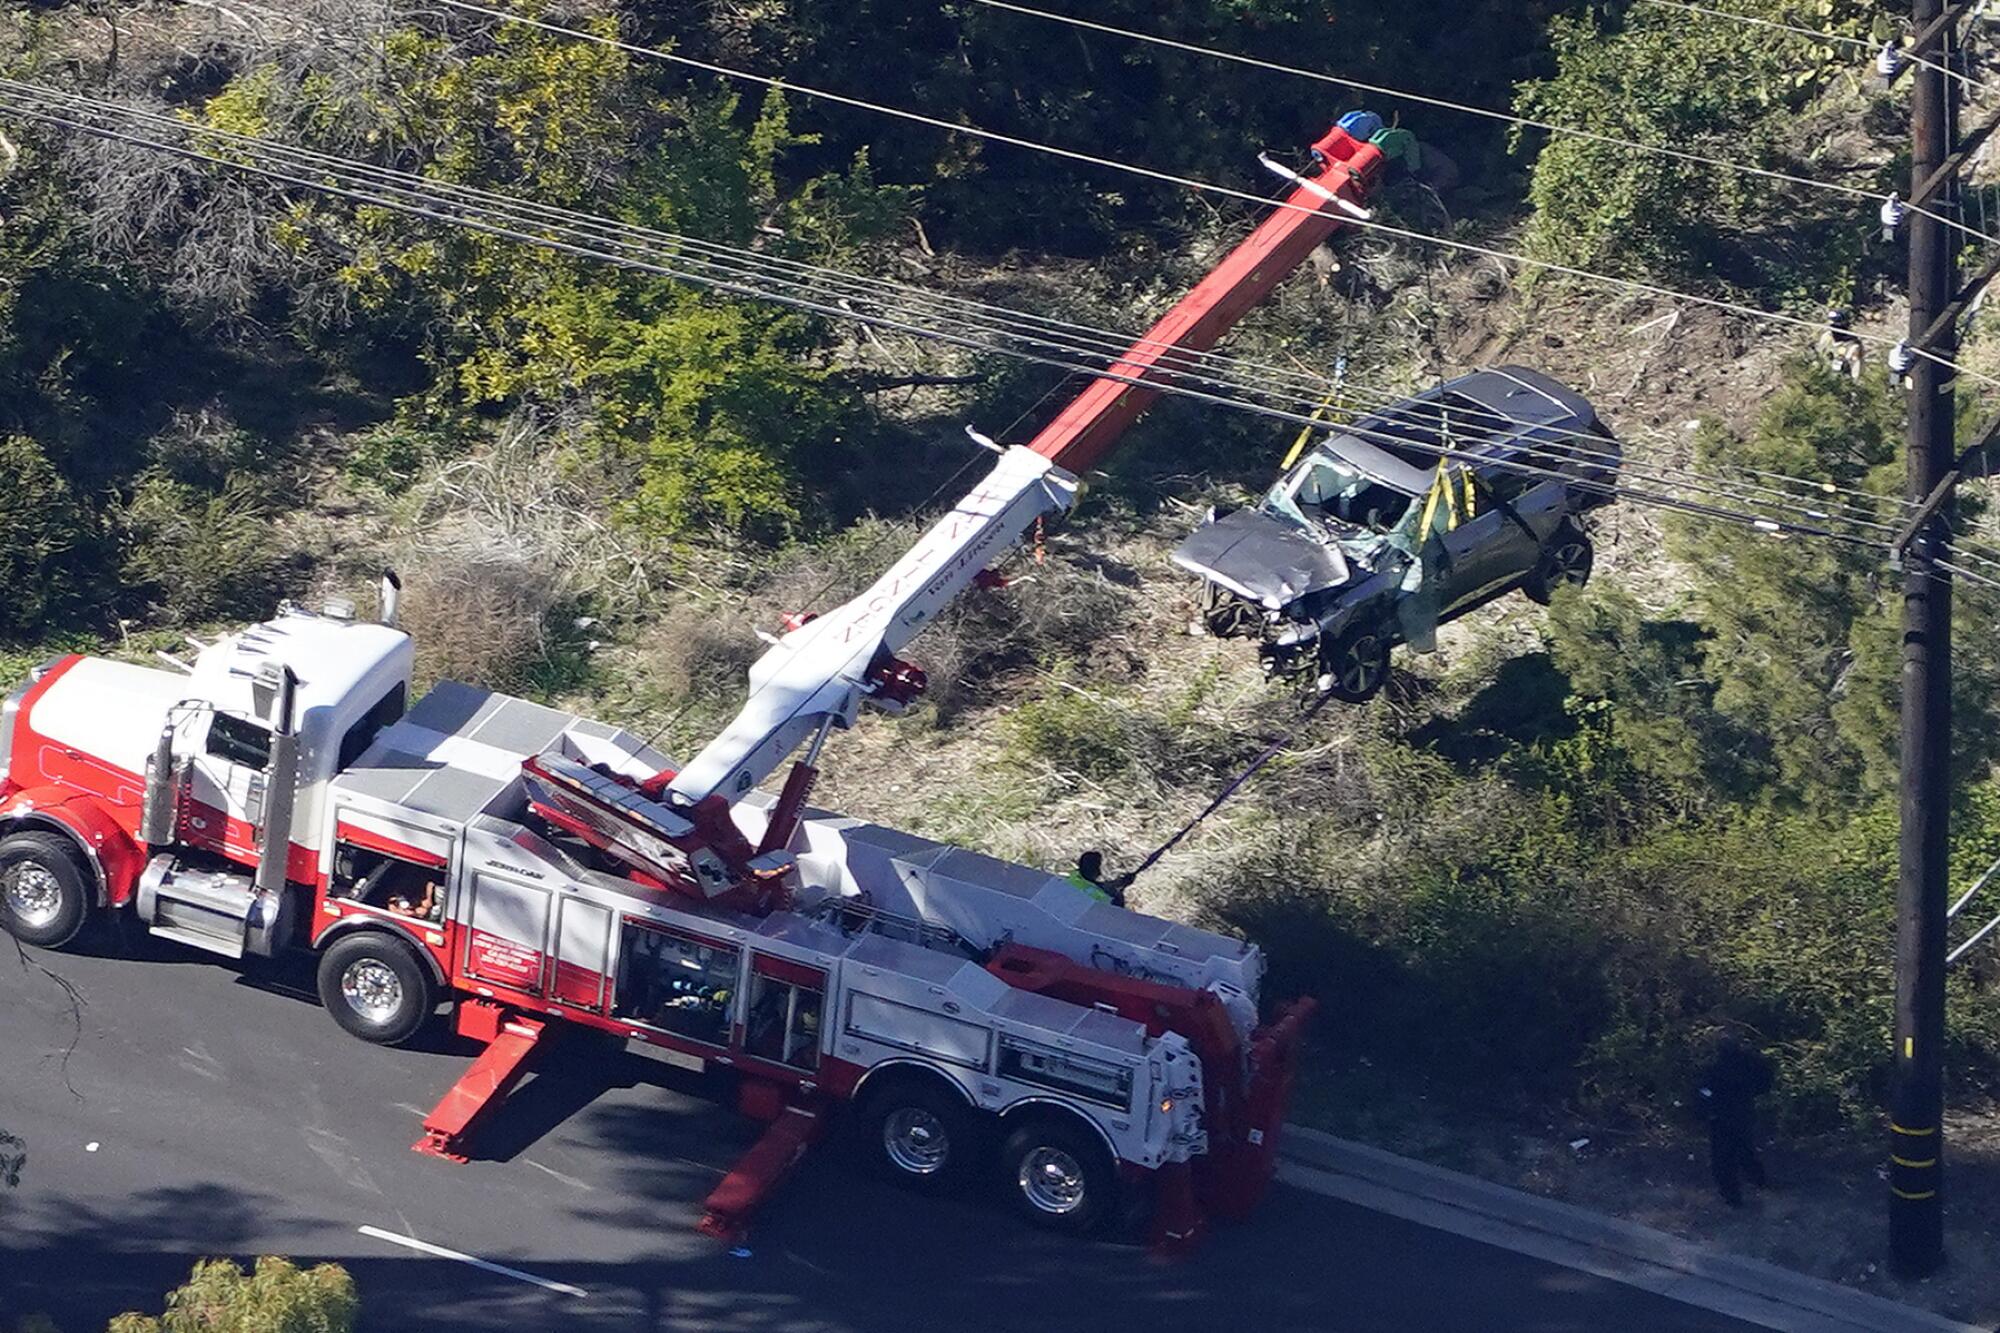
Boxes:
[412,1001,547,1163]
[698,1101,828,1245]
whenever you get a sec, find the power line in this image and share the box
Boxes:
[966,0,1969,238]
[1636,0,1984,93]
[0,74,1912,540]
[0,83,1914,551]
[422,0,2000,388]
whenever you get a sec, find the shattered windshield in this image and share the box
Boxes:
[1262,451,1416,540]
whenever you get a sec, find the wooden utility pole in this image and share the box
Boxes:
[1891,0,1959,1279]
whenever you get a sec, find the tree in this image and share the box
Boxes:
[0,435,91,638]
[1515,1,1883,290]
[108,1258,357,1333]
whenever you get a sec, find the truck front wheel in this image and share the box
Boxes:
[317,932,436,1046]
[0,831,92,949]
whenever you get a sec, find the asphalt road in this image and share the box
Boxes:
[0,931,1761,1333]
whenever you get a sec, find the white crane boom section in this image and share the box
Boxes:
[669,445,1077,805]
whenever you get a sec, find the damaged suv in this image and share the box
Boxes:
[1173,366,1619,703]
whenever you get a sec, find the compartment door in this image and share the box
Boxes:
[553,898,614,1013]
[463,873,552,997]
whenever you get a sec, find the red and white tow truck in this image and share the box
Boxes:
[0,116,1387,1248]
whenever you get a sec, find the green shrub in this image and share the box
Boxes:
[109,1257,357,1333]
[1004,686,1134,783]
[0,435,90,638]
[120,473,289,624]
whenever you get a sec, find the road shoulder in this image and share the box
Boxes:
[1278,1127,1983,1333]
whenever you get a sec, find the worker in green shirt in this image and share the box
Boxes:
[1066,850,1133,908]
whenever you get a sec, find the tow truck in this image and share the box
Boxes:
[0,114,1389,1248]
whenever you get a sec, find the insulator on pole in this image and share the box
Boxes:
[1883,191,1908,241]
[1890,339,1917,376]
[1879,40,1909,81]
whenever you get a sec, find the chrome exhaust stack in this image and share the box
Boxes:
[139,719,182,847]
[251,665,300,902]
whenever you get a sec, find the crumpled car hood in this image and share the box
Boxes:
[1171,507,1350,609]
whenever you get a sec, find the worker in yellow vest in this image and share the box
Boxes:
[1066,850,1133,908]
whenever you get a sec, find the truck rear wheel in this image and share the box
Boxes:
[850,1075,982,1194]
[999,1115,1118,1235]
[0,831,92,949]
[317,932,436,1046]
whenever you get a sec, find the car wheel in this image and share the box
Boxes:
[850,1075,983,1194]
[1526,525,1595,605]
[999,1115,1119,1235]
[1317,626,1391,704]
[0,831,92,949]
[317,932,436,1046]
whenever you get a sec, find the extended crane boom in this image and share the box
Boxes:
[669,116,1388,818]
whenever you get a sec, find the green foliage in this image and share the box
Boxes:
[1516,2,1877,289]
[0,435,90,638]
[120,474,288,624]
[108,1258,357,1333]
[1004,685,1134,782]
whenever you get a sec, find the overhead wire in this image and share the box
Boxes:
[1635,0,1987,94]
[419,0,2000,389]
[965,0,1991,249]
[0,72,1908,539]
[0,85,1926,552]
[5,77,1969,564]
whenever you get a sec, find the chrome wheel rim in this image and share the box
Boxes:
[883,1107,950,1175]
[340,959,405,1025]
[1019,1146,1088,1215]
[4,863,63,929]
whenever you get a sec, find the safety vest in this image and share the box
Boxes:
[1066,872,1112,904]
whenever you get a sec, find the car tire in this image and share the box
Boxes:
[850,1075,983,1195]
[999,1115,1119,1235]
[1317,625,1391,704]
[0,830,92,949]
[1525,525,1595,605]
[317,931,436,1046]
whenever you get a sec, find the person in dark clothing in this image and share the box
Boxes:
[1068,850,1135,908]
[1697,1036,1774,1207]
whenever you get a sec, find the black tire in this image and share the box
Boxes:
[317,931,436,1046]
[999,1115,1120,1235]
[849,1074,983,1194]
[1316,624,1392,704]
[1526,525,1595,605]
[0,830,93,949]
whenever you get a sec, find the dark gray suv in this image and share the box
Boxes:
[1173,366,1619,702]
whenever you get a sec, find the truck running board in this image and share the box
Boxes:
[412,1002,546,1163]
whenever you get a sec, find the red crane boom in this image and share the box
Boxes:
[1027,121,1386,474]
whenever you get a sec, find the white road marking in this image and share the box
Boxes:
[523,1159,594,1192]
[356,1225,587,1298]
[84,1142,99,1152]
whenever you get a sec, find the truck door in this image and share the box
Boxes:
[741,955,827,1073]
[185,711,274,861]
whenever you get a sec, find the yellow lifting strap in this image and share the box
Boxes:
[1417,462,1472,537]
[1281,386,1342,470]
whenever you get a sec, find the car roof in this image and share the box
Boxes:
[1323,366,1599,480]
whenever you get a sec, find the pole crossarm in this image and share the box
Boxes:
[1909,107,1999,211]
[1913,248,2000,353]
